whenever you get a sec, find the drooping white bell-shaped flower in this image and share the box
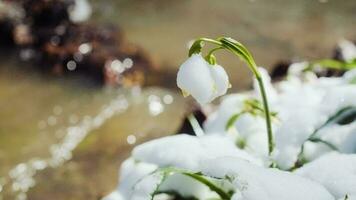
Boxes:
[177,54,229,105]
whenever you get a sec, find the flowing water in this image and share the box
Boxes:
[0,54,186,200]
[0,0,356,199]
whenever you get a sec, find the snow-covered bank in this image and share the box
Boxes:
[105,39,356,200]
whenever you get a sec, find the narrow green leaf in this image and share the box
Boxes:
[308,137,338,151]
[149,168,232,200]
[183,172,231,200]
[225,112,244,131]
[188,40,204,57]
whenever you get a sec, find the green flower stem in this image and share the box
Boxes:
[255,78,274,154]
[191,37,274,155]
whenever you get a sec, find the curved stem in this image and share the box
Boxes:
[219,38,274,155]
[192,37,275,155]
[256,76,274,154]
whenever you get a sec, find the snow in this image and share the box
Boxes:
[116,159,158,199]
[202,157,334,200]
[132,134,262,171]
[296,153,356,199]
[203,62,356,169]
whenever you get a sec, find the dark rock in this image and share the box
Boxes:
[270,61,291,82]
[0,0,156,87]
[0,19,15,46]
[176,109,206,136]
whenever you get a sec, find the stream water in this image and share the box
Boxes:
[0,0,355,199]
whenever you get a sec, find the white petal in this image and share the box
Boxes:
[177,54,215,104]
[209,64,230,98]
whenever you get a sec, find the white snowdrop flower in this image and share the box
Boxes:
[177,54,230,105]
[210,64,230,98]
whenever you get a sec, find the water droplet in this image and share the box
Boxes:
[47,116,57,126]
[74,52,83,62]
[111,59,125,73]
[67,60,77,71]
[38,120,46,129]
[78,43,92,54]
[148,100,164,116]
[69,114,79,124]
[127,135,136,145]
[123,58,133,69]
[50,36,60,46]
[163,94,174,104]
[53,105,63,115]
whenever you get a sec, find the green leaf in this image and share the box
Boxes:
[308,137,338,151]
[293,106,356,170]
[225,99,278,131]
[344,194,349,200]
[205,54,217,65]
[305,59,356,72]
[334,107,356,125]
[188,40,204,57]
[323,106,356,126]
[149,167,232,200]
[225,112,245,131]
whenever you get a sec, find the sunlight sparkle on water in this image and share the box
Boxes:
[126,135,137,145]
[148,95,164,116]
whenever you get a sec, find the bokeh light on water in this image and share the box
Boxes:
[0,55,186,199]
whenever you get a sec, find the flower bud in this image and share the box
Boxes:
[177,54,229,105]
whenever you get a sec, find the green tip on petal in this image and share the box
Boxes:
[181,90,190,97]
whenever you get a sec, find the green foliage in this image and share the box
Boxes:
[149,168,232,200]
[187,36,275,155]
[225,98,277,131]
[291,106,356,170]
[188,40,204,57]
[305,59,356,72]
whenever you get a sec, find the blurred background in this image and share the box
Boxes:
[0,0,355,199]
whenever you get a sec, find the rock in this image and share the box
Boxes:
[0,0,156,87]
